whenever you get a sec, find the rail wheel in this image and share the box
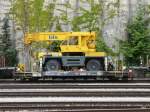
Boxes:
[86,59,102,71]
[46,60,61,71]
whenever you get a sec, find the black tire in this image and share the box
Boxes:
[86,59,102,71]
[46,60,61,71]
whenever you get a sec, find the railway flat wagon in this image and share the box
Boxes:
[14,32,129,81]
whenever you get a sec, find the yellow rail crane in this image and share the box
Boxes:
[15,32,111,80]
[25,32,106,70]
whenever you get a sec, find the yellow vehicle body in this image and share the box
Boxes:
[25,32,105,56]
[23,32,106,71]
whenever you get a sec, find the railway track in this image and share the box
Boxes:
[1,77,150,83]
[0,102,150,112]
[1,88,150,97]
[0,98,150,112]
[0,82,150,111]
[0,82,150,89]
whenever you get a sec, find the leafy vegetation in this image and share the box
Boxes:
[0,17,17,66]
[70,0,120,55]
[120,5,150,66]
[51,0,120,54]
[7,0,150,67]
[11,0,57,32]
[10,0,121,60]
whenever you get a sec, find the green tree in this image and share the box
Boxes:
[0,17,17,66]
[11,0,32,33]
[46,0,57,31]
[70,0,120,55]
[120,5,150,66]
[11,0,57,32]
[30,0,44,32]
[55,16,62,31]
[30,0,57,32]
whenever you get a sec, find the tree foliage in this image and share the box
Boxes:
[0,17,17,66]
[120,5,150,66]
[70,0,120,55]
[10,0,31,32]
[11,0,57,33]
[10,0,120,56]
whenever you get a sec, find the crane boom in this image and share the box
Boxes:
[24,32,96,45]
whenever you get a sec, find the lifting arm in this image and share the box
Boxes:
[24,32,96,45]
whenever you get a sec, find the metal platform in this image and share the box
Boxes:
[14,72,41,79]
[42,71,104,77]
[14,70,129,80]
